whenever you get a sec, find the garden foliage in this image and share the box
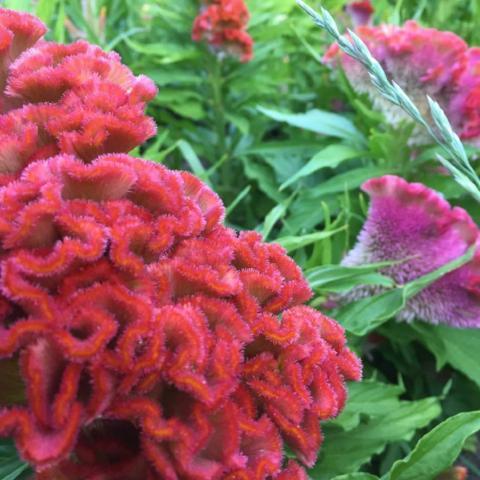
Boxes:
[0,0,479,479]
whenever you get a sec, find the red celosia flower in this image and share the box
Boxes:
[437,466,468,480]
[0,9,361,479]
[0,14,156,186]
[192,0,253,62]
[0,9,46,99]
[346,1,374,26]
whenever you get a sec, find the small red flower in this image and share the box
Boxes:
[192,0,253,62]
[0,8,361,479]
[346,1,374,26]
[0,27,156,186]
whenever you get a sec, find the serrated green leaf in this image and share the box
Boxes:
[387,411,480,480]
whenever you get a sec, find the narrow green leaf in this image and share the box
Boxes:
[306,264,395,292]
[337,289,404,335]
[332,474,380,480]
[177,140,209,184]
[257,106,366,145]
[280,144,362,190]
[261,204,288,240]
[36,0,59,22]
[388,411,480,480]
[309,166,396,198]
[226,185,251,217]
[337,246,475,335]
[276,226,345,253]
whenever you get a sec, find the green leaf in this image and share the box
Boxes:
[337,246,475,335]
[306,263,395,292]
[387,411,480,480]
[257,106,366,146]
[411,323,480,389]
[226,185,251,217]
[308,166,396,198]
[331,380,406,431]
[280,144,363,190]
[36,0,59,23]
[275,226,345,253]
[177,140,209,184]
[0,440,29,480]
[337,289,405,335]
[311,382,440,479]
[332,475,380,480]
[261,204,288,240]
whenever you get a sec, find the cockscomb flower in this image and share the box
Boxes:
[0,10,156,186]
[345,1,374,27]
[324,21,470,143]
[192,0,253,62]
[0,153,361,478]
[342,175,480,327]
[449,48,480,145]
[0,11,360,478]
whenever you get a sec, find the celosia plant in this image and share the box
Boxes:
[342,175,480,327]
[0,8,361,479]
[325,21,480,144]
[192,0,253,62]
[345,1,374,27]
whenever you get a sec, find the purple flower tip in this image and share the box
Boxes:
[343,175,480,328]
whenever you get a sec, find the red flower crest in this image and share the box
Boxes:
[0,9,361,479]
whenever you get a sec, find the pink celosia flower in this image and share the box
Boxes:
[449,48,480,144]
[325,21,473,144]
[342,175,480,327]
[192,0,253,62]
[345,1,374,27]
[0,9,360,479]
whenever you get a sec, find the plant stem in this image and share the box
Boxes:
[209,57,227,160]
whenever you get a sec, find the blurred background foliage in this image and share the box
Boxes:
[1,0,480,478]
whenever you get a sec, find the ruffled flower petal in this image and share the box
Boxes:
[342,175,480,327]
[0,9,361,479]
[192,0,253,62]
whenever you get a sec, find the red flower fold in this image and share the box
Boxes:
[0,9,361,479]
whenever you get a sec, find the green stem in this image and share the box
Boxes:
[209,58,227,160]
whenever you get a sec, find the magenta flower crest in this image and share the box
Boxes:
[342,175,480,327]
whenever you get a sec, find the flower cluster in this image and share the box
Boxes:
[0,9,361,479]
[342,175,480,327]
[0,9,156,187]
[325,21,480,145]
[345,1,374,27]
[192,0,253,62]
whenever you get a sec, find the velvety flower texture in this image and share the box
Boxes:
[325,21,480,144]
[0,9,156,187]
[192,0,253,62]
[342,175,480,327]
[0,9,361,480]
